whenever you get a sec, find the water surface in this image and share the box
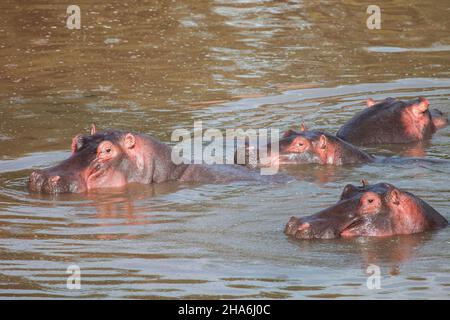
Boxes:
[0,0,449,299]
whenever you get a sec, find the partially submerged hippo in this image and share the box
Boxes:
[285,180,448,239]
[28,125,284,194]
[337,97,448,145]
[272,125,374,165]
[235,124,373,167]
[235,125,445,167]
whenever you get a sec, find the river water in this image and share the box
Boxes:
[0,0,449,299]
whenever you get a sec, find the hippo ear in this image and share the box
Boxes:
[318,134,327,149]
[366,98,376,107]
[90,123,97,135]
[411,97,429,115]
[71,134,82,153]
[388,188,401,206]
[300,123,307,132]
[124,133,136,149]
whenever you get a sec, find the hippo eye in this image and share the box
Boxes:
[297,142,304,147]
[106,148,111,153]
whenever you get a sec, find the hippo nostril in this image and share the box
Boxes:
[31,171,42,180]
[31,170,47,183]
[29,170,47,192]
[285,217,301,235]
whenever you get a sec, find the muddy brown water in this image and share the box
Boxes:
[0,0,450,299]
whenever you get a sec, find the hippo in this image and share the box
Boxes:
[337,97,448,145]
[28,125,286,194]
[235,124,373,166]
[285,180,448,239]
[274,125,374,165]
[234,125,445,167]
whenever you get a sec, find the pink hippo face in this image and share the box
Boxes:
[28,126,141,194]
[235,125,373,166]
[285,180,448,239]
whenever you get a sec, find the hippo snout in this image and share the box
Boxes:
[29,170,45,192]
[28,170,79,194]
[284,217,319,239]
[285,216,300,235]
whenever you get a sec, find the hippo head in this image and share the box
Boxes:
[366,97,448,131]
[235,124,372,166]
[233,124,322,166]
[275,126,373,165]
[28,125,141,193]
[337,97,448,145]
[276,125,325,165]
[285,180,448,239]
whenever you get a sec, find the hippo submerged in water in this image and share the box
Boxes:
[337,97,448,145]
[260,125,373,166]
[28,125,285,194]
[235,125,445,167]
[285,180,448,239]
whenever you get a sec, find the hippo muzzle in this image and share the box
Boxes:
[285,199,362,239]
[27,127,135,194]
[28,169,85,194]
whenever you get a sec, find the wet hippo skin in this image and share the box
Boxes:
[285,180,448,239]
[235,125,446,167]
[28,125,286,194]
[337,97,448,145]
